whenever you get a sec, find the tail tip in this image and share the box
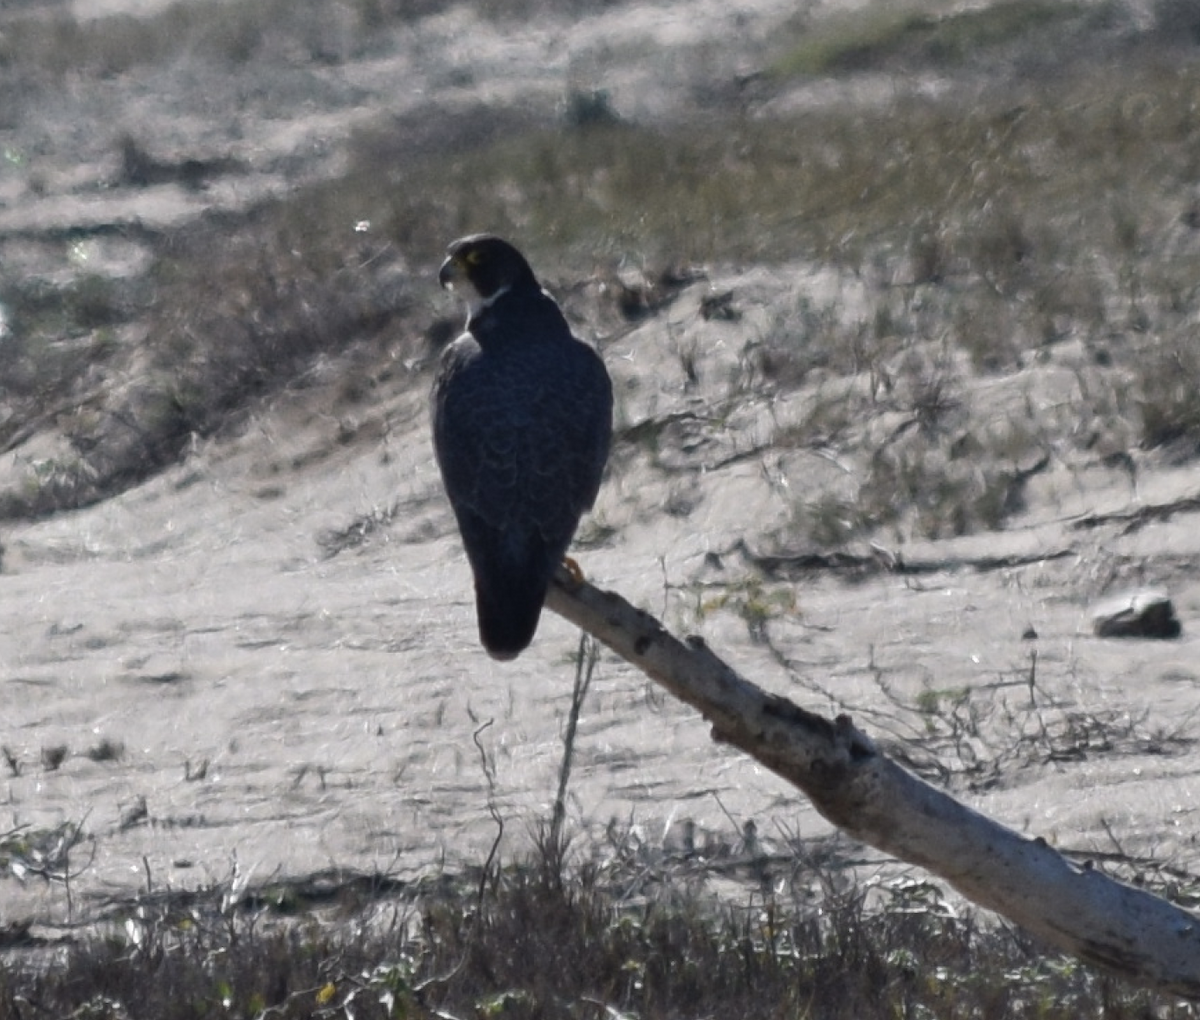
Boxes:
[474,574,547,662]
[477,602,541,661]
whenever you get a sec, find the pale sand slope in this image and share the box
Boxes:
[1,0,1198,929]
[3,259,1200,927]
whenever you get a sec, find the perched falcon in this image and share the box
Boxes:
[432,235,613,660]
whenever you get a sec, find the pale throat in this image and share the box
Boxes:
[466,282,511,319]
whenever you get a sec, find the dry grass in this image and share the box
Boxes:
[0,205,422,518]
[2,835,1194,1019]
[3,4,1200,508]
[12,36,1200,519]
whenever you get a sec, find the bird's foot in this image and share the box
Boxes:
[562,556,586,588]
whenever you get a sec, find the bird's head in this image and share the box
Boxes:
[438,234,538,316]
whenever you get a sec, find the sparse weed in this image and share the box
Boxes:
[1,817,93,885]
[85,737,126,763]
[793,493,867,549]
[0,830,1188,1018]
[1135,335,1200,452]
[700,576,799,641]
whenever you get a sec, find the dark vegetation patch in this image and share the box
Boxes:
[0,205,420,518]
[1,846,1191,1019]
[769,0,1122,78]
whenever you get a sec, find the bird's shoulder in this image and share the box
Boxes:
[432,331,485,392]
[436,288,610,416]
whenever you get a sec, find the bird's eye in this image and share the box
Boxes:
[465,249,484,266]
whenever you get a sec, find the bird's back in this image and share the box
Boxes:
[432,286,611,658]
[434,289,610,537]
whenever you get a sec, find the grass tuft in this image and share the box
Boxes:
[0,843,1185,1018]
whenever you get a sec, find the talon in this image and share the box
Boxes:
[563,556,586,587]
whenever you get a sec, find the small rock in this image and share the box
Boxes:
[1090,589,1181,639]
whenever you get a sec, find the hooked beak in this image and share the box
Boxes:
[438,254,465,291]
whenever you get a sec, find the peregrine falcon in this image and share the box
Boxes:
[432,235,613,661]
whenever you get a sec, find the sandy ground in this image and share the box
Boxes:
[5,264,1200,931]
[3,0,1200,937]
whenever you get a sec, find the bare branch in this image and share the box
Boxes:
[545,567,1200,999]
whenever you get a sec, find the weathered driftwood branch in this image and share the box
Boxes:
[545,567,1200,999]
